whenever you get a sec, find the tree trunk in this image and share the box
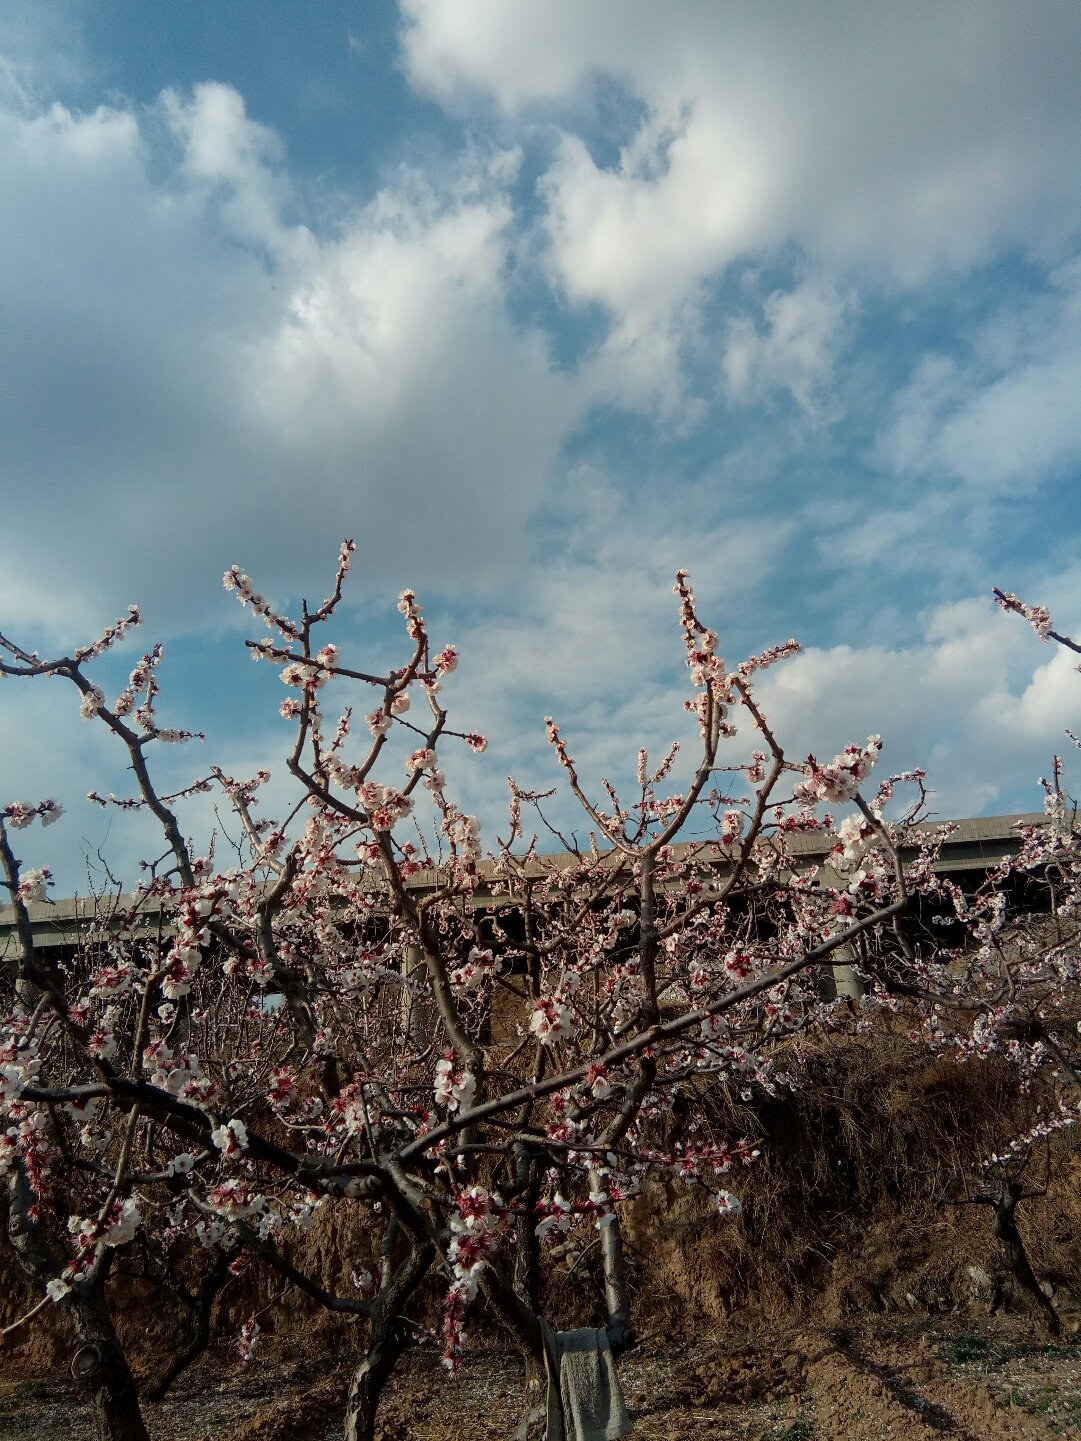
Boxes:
[511,1148,542,1316]
[343,1239,434,1441]
[599,1218,634,1352]
[992,1183,1061,1338]
[343,1324,408,1441]
[829,943,865,1000]
[7,1169,149,1441]
[476,1260,549,1441]
[69,1280,152,1441]
[145,1251,231,1401]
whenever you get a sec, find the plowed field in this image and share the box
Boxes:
[2,1317,1079,1440]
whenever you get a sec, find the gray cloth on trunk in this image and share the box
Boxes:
[538,1318,632,1441]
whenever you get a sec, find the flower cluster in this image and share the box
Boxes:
[2,798,63,830]
[434,1052,476,1112]
[355,781,413,832]
[449,947,496,990]
[441,1187,505,1369]
[67,1198,143,1254]
[534,1192,573,1239]
[237,1317,261,1366]
[735,639,802,679]
[224,566,298,638]
[72,605,141,663]
[143,1040,214,1103]
[529,994,575,1045]
[994,588,1053,639]
[794,736,882,805]
[211,1118,249,1156]
[396,588,426,644]
[16,867,52,903]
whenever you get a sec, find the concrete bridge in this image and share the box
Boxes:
[0,813,1046,961]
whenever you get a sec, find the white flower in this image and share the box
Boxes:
[450,947,495,990]
[210,1118,248,1154]
[103,1197,142,1246]
[3,802,34,830]
[40,801,63,827]
[79,686,105,719]
[535,1193,572,1238]
[196,1218,227,1248]
[529,998,574,1044]
[17,867,52,904]
[237,1317,261,1365]
[46,1278,71,1302]
[453,1071,477,1111]
[434,1055,475,1112]
[795,736,882,806]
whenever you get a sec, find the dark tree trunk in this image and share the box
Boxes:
[69,1278,153,1441]
[510,1156,545,1420]
[478,1260,549,1441]
[992,1182,1061,1338]
[511,1148,542,1316]
[343,1239,434,1441]
[145,1250,231,1401]
[7,1170,150,1441]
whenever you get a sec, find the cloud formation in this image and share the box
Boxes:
[2,3,1079,890]
[403,1,1081,419]
[880,260,1081,492]
[1,81,575,637]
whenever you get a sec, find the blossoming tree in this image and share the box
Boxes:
[0,546,970,1440]
[919,589,1081,1335]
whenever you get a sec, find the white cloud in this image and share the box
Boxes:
[161,83,298,259]
[403,2,1081,263]
[417,550,1081,853]
[723,275,853,415]
[2,6,1078,892]
[8,504,1077,892]
[403,0,1081,414]
[422,467,800,837]
[880,260,1081,491]
[0,1,89,113]
[754,585,1081,821]
[0,83,576,640]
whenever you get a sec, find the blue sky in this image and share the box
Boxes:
[2,1,1080,891]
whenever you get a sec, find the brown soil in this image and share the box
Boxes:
[2,1316,1079,1441]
